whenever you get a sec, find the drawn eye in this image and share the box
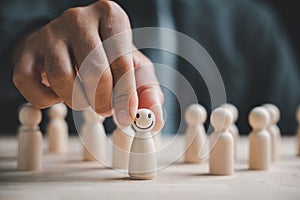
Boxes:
[148,113,151,118]
[136,113,140,118]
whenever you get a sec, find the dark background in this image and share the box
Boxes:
[260,0,300,66]
[0,0,299,135]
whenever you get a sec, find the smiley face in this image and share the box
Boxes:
[132,109,155,132]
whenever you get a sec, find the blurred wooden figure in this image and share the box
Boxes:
[112,126,134,170]
[248,107,271,170]
[81,108,106,162]
[222,103,239,160]
[17,104,43,171]
[263,103,281,162]
[47,103,68,153]
[296,106,300,156]
[184,104,207,163]
[209,107,234,175]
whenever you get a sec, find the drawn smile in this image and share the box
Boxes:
[134,121,154,130]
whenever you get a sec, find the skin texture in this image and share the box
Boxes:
[12,1,164,131]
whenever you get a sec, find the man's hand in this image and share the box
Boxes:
[13,1,164,130]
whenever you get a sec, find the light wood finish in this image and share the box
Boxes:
[17,104,43,171]
[128,132,157,180]
[112,127,134,170]
[81,108,106,162]
[248,107,271,170]
[47,103,69,153]
[0,136,299,200]
[222,103,240,160]
[209,107,234,175]
[129,109,157,180]
[184,104,207,163]
[263,104,281,162]
[296,106,300,156]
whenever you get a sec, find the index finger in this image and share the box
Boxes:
[133,50,164,132]
[97,1,138,127]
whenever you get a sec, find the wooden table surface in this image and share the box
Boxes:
[0,135,299,200]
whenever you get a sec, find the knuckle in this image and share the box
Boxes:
[99,1,128,20]
[61,7,86,26]
[62,7,85,18]
[36,25,56,50]
[60,6,101,41]
[13,68,29,88]
[39,25,53,40]
[99,1,115,14]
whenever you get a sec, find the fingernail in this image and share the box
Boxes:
[116,109,132,128]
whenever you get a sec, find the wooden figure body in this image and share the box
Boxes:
[209,107,234,175]
[47,103,69,153]
[81,108,106,162]
[296,106,300,156]
[298,129,300,156]
[184,104,207,163]
[248,107,271,170]
[129,109,157,180]
[222,103,239,160]
[112,126,134,170]
[17,104,43,171]
[263,104,281,162]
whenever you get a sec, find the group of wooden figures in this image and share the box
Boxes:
[185,103,283,175]
[17,103,68,171]
[16,102,300,180]
[16,103,159,180]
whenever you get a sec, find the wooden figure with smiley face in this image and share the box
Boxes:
[128,108,157,180]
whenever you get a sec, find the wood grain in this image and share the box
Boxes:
[0,136,299,200]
